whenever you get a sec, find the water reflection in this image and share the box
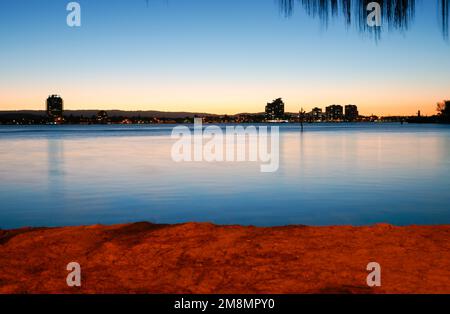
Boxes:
[0,124,449,228]
[47,139,65,190]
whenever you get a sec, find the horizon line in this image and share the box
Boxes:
[0,108,434,117]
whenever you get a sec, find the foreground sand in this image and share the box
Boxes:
[0,222,449,294]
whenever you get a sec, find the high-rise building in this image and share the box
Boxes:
[326,105,344,121]
[310,107,323,121]
[46,95,63,121]
[345,105,359,121]
[265,98,285,120]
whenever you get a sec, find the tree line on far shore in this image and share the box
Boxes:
[408,100,450,124]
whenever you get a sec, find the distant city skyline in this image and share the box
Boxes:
[0,0,449,116]
[0,95,442,118]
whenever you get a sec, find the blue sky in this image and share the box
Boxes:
[0,0,449,115]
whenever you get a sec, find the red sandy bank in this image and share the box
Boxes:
[0,222,449,294]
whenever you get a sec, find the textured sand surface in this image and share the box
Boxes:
[0,222,449,294]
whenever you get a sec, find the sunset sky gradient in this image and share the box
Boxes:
[0,0,449,115]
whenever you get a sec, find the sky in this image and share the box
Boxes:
[0,0,449,116]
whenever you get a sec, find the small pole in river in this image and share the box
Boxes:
[299,108,305,132]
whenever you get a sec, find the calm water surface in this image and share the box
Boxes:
[0,123,449,228]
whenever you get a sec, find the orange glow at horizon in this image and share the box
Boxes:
[0,80,446,116]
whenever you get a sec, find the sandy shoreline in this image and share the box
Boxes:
[0,222,449,294]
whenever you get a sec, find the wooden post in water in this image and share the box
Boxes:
[299,108,305,132]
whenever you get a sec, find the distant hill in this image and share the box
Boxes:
[0,110,220,119]
[0,110,289,119]
[0,111,47,119]
[0,110,275,119]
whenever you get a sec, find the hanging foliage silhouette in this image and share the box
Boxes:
[278,0,449,39]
